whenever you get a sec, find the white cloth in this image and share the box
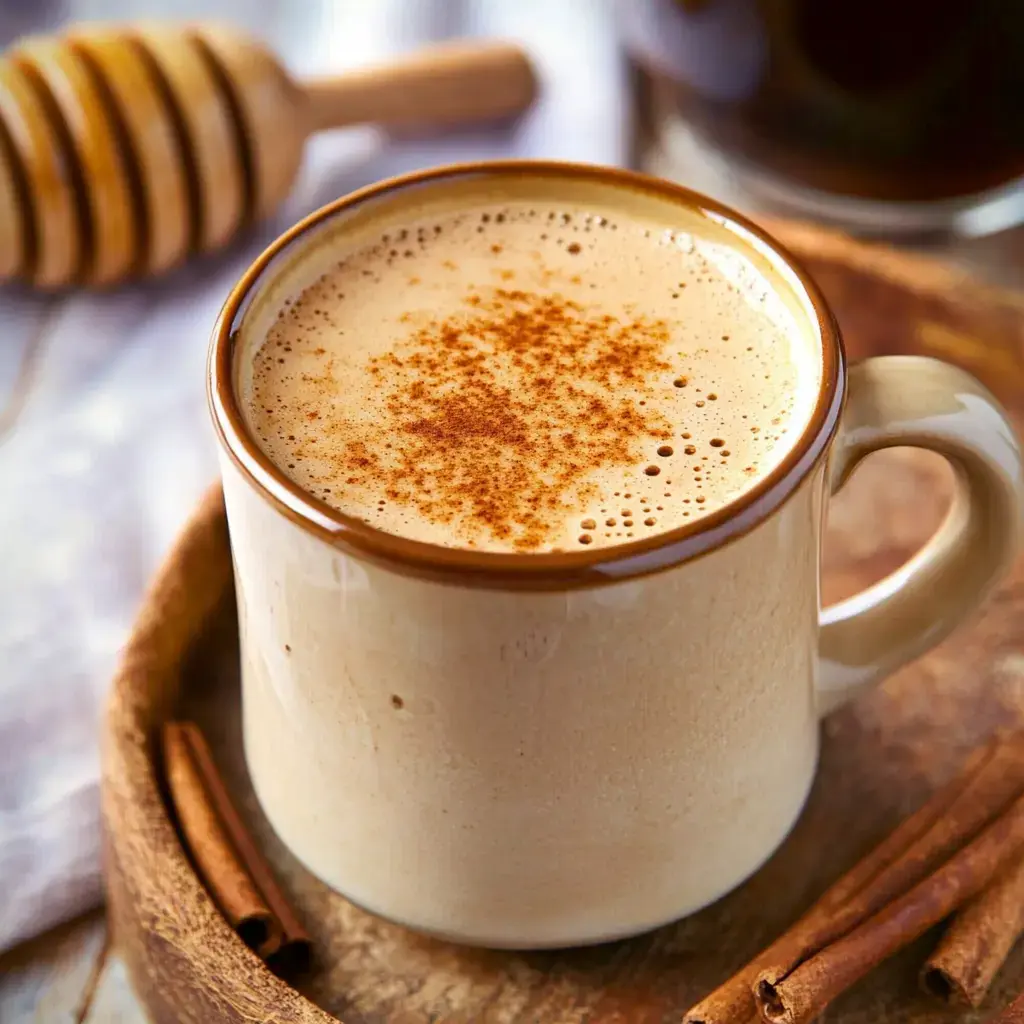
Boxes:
[0,0,629,952]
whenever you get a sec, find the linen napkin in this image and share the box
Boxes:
[0,0,629,952]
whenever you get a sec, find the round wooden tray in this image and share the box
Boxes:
[102,222,1024,1024]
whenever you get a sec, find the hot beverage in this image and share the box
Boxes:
[246,196,820,552]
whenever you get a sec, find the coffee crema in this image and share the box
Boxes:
[245,197,821,553]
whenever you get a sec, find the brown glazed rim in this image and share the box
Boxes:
[209,160,846,591]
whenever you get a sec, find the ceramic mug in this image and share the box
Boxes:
[208,161,1023,949]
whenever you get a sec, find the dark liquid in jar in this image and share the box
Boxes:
[629,0,1024,202]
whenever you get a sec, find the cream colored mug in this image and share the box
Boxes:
[209,162,1023,949]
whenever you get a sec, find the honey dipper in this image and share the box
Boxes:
[0,24,538,288]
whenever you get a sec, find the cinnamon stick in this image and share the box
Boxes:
[921,851,1024,1007]
[992,991,1024,1022]
[754,788,1024,1024]
[752,731,1024,994]
[682,736,1008,1024]
[163,721,311,971]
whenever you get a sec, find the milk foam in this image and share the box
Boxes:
[246,199,822,553]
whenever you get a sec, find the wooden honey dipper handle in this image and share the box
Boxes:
[0,30,540,289]
[302,40,537,133]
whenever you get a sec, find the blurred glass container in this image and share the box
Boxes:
[621,0,1024,240]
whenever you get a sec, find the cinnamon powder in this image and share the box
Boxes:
[346,286,674,550]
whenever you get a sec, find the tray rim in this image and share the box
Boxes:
[100,221,1024,1024]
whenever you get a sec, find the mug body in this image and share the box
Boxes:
[210,161,844,948]
[220,454,827,947]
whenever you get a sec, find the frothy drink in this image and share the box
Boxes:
[244,194,821,552]
[221,169,854,948]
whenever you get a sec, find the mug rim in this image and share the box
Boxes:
[209,159,846,590]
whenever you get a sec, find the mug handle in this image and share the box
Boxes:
[818,355,1023,716]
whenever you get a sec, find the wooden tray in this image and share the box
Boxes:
[102,221,1024,1024]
